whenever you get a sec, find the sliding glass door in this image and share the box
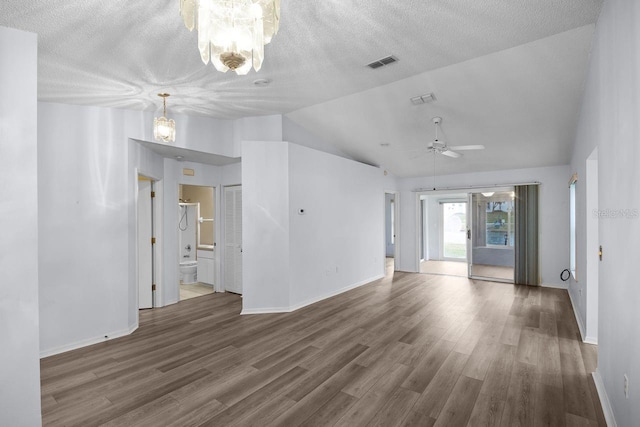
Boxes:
[468,190,515,282]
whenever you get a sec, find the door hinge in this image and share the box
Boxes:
[599,245,603,261]
[151,191,155,198]
[151,237,156,245]
[152,284,156,291]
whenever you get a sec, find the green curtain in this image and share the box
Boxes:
[514,185,540,285]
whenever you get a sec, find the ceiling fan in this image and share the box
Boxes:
[425,117,485,158]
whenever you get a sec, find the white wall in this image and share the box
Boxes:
[283,116,353,159]
[0,26,41,427]
[242,141,386,313]
[570,0,640,424]
[241,140,291,312]
[288,143,384,308]
[398,165,570,288]
[38,102,144,355]
[38,102,237,355]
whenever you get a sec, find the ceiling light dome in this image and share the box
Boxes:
[180,0,281,75]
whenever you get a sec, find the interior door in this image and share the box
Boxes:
[224,185,242,294]
[137,178,153,309]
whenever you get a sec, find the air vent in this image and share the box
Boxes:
[367,55,398,69]
[410,93,437,105]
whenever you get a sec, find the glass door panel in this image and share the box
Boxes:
[468,191,515,282]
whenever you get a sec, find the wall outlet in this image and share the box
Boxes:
[624,374,629,398]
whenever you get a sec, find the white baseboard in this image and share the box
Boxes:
[592,370,617,427]
[241,274,384,315]
[567,288,587,343]
[540,282,568,289]
[40,323,138,358]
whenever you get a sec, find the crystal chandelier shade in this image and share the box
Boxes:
[154,93,176,143]
[180,0,281,75]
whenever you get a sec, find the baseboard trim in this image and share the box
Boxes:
[540,282,568,289]
[241,274,384,315]
[40,323,138,358]
[567,288,587,342]
[592,370,617,427]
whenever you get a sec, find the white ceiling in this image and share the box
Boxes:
[0,0,602,177]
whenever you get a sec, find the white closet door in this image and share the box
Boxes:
[224,186,242,294]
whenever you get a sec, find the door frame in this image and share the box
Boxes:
[135,170,163,312]
[384,190,400,272]
[467,189,515,283]
[438,199,468,262]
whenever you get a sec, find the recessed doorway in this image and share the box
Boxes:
[179,184,216,301]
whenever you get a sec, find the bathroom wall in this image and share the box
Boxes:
[181,185,215,247]
[178,204,197,261]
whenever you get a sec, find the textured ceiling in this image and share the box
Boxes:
[0,0,603,176]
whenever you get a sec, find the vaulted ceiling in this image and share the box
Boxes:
[0,0,603,177]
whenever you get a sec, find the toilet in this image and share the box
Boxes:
[179,260,198,284]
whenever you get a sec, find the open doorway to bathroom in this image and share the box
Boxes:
[179,184,216,301]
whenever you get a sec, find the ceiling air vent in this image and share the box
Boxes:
[367,55,398,69]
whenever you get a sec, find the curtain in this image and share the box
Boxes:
[514,185,540,285]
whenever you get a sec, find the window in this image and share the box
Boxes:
[569,174,577,279]
[485,199,514,247]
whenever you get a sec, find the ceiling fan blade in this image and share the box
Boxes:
[441,150,461,158]
[447,144,485,151]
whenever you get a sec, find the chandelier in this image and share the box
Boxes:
[180,0,281,75]
[154,93,176,143]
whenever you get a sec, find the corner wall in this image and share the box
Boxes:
[242,141,387,313]
[0,26,41,426]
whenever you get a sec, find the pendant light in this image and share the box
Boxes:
[154,93,176,143]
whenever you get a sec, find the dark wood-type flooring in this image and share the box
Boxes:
[41,266,606,426]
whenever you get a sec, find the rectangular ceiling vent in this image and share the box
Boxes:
[367,55,398,69]
[410,93,437,105]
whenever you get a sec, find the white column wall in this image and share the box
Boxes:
[241,141,291,312]
[0,26,41,426]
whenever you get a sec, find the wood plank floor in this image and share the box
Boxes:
[40,266,606,426]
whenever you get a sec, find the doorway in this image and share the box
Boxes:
[440,201,467,260]
[179,184,216,301]
[419,193,468,276]
[384,191,399,273]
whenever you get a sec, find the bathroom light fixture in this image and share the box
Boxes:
[154,93,176,143]
[482,192,495,197]
[179,0,281,75]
